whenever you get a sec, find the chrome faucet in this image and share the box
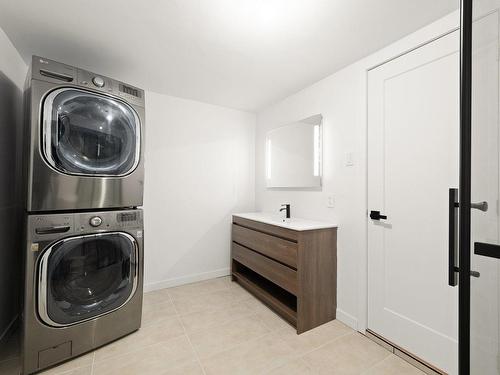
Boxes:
[279,204,291,219]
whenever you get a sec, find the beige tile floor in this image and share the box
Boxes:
[0,276,425,375]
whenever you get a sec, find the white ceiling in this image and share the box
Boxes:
[0,0,458,111]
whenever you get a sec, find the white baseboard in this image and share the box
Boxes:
[143,267,231,293]
[336,308,358,331]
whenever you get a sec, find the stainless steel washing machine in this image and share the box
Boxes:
[23,56,145,212]
[22,209,144,374]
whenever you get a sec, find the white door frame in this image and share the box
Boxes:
[357,25,459,334]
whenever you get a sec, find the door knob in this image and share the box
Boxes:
[370,210,387,220]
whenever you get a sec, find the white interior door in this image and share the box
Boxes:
[367,31,459,374]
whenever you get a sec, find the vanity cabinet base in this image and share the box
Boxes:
[231,216,337,334]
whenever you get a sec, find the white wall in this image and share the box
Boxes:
[255,11,460,331]
[0,26,27,340]
[144,92,256,291]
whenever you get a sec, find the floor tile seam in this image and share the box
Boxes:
[90,351,95,375]
[181,310,270,342]
[197,325,318,375]
[298,357,318,372]
[358,352,397,375]
[169,294,255,317]
[257,329,353,374]
[178,309,258,337]
[173,299,251,319]
[143,289,173,303]
[195,326,277,366]
[170,295,208,375]
[166,284,235,302]
[44,361,94,375]
[142,298,175,309]
[92,330,187,365]
[261,356,317,375]
[294,330,357,360]
[190,316,352,367]
[299,331,393,373]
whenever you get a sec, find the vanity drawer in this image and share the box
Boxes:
[232,243,298,295]
[233,216,298,241]
[232,224,298,268]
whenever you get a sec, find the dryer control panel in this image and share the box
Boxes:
[31,55,145,108]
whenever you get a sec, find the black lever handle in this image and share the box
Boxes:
[369,210,387,220]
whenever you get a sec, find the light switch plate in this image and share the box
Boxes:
[346,152,354,166]
[327,196,335,208]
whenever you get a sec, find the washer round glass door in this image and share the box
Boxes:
[38,232,138,327]
[42,88,141,176]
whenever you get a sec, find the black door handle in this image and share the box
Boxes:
[449,188,459,286]
[370,210,387,220]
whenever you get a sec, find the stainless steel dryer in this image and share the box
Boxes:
[24,56,145,212]
[22,209,143,374]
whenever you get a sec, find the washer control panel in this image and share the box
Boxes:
[28,210,143,243]
[74,210,143,233]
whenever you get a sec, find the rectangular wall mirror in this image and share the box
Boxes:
[266,114,322,188]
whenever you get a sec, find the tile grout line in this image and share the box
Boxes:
[169,297,260,337]
[297,330,357,359]
[261,328,356,374]
[362,353,427,375]
[164,279,301,369]
[175,299,278,367]
[190,316,353,374]
[358,334,426,375]
[191,314,281,365]
[169,295,208,375]
[201,328,275,366]
[223,279,407,374]
[297,331,396,375]
[298,357,317,372]
[260,328,391,375]
[358,355,395,375]
[90,351,95,375]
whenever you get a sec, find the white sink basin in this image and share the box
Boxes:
[233,212,337,231]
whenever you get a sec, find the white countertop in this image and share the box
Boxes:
[233,212,338,231]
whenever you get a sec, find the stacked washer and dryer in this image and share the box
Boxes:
[21,56,145,374]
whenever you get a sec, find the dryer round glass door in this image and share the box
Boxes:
[38,232,139,327]
[42,88,141,176]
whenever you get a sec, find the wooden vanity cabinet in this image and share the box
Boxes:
[231,216,337,334]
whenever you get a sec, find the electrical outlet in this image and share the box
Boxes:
[327,196,335,208]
